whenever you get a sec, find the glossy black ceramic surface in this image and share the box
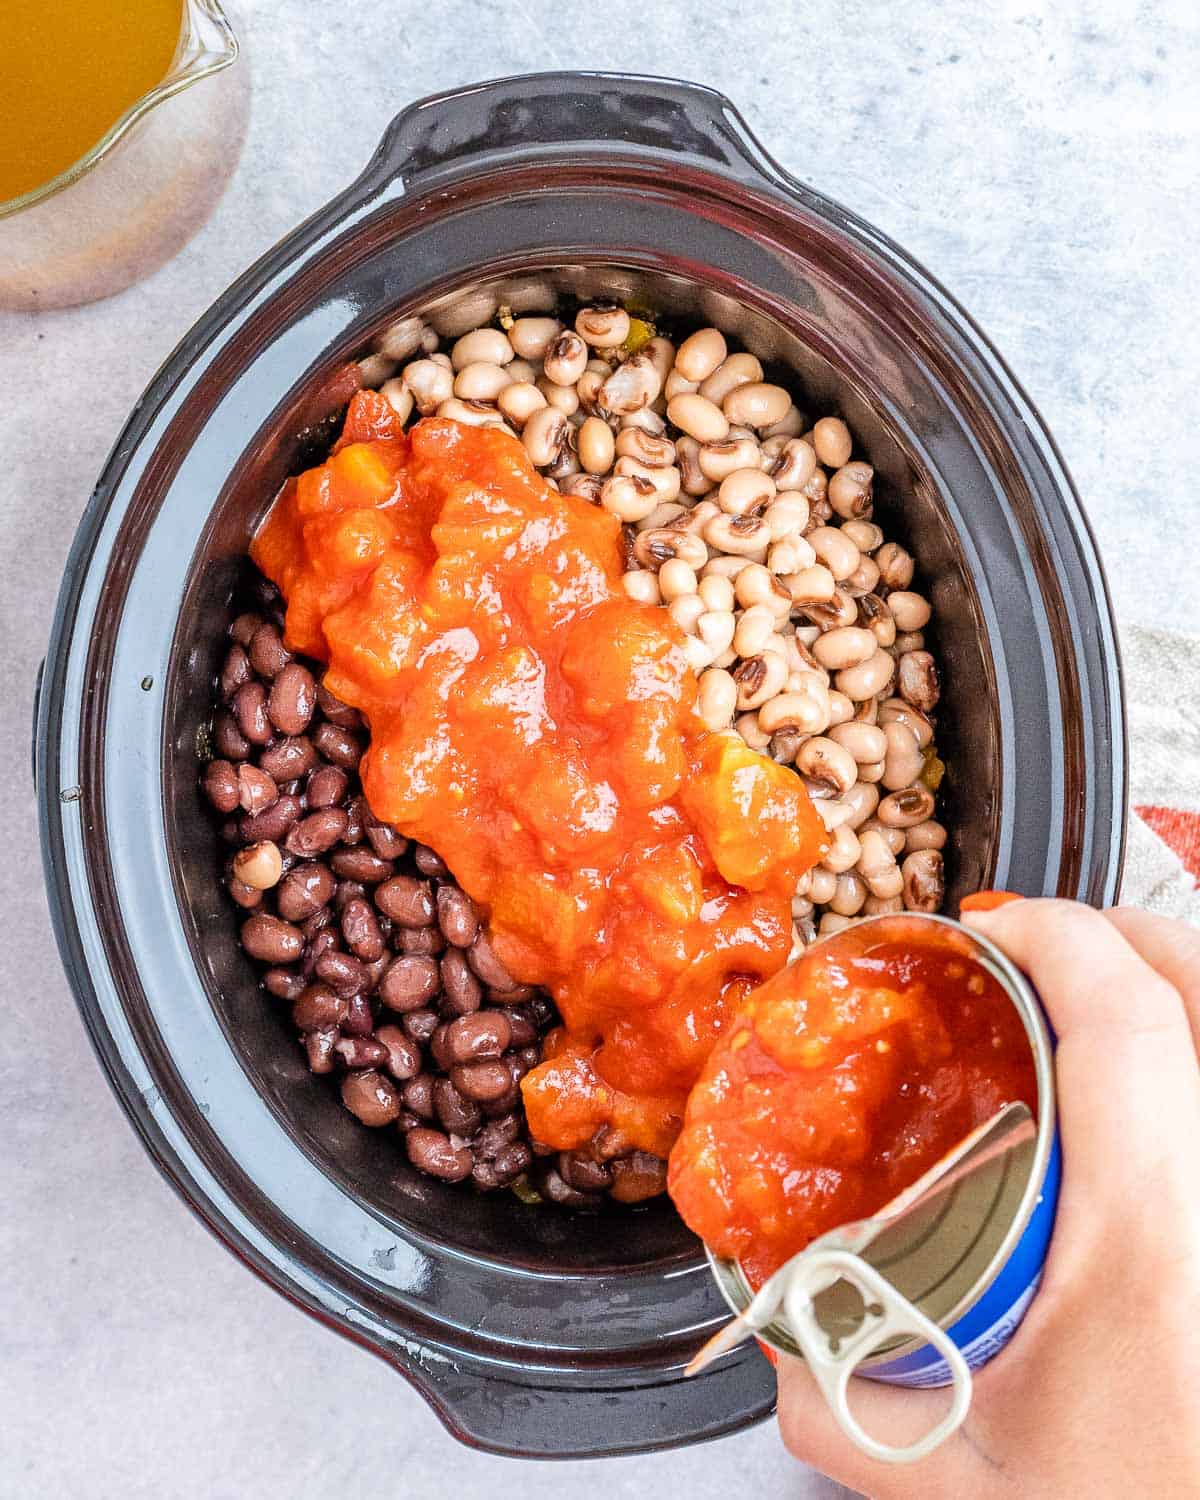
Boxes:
[37,72,1125,1458]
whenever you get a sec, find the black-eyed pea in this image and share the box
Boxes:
[601,474,657,524]
[758,681,829,738]
[543,331,588,386]
[835,649,895,702]
[664,369,699,400]
[842,520,884,553]
[508,316,562,361]
[703,510,771,557]
[658,557,698,601]
[762,405,806,439]
[615,427,676,468]
[857,759,886,783]
[435,398,510,432]
[767,537,814,576]
[894,631,925,653]
[827,689,855,727]
[623,570,661,605]
[856,827,900,890]
[809,866,838,905]
[791,893,814,919]
[633,528,708,570]
[733,604,775,659]
[733,652,788,710]
[812,625,877,671]
[562,473,604,504]
[828,461,874,519]
[576,367,607,412]
[808,526,861,581]
[668,594,705,635]
[858,593,897,649]
[403,358,454,414]
[821,822,863,874]
[717,467,775,517]
[575,303,631,348]
[453,361,513,401]
[667,392,730,444]
[795,735,858,796]
[812,416,853,468]
[763,495,810,543]
[878,784,937,828]
[375,315,427,362]
[902,849,944,912]
[378,377,414,423]
[803,589,859,632]
[882,719,925,790]
[675,435,711,496]
[889,591,933,632]
[506,357,539,384]
[698,351,763,406]
[697,610,735,656]
[723,382,791,429]
[697,667,738,731]
[615,455,681,501]
[829,720,887,764]
[860,817,907,856]
[682,636,716,674]
[675,327,727,383]
[898,650,941,711]
[703,553,755,583]
[537,376,581,416]
[841,780,881,829]
[875,541,915,591]
[496,380,546,428]
[522,406,570,467]
[698,573,735,613]
[620,405,668,436]
[670,498,719,535]
[853,695,880,724]
[878,696,935,748]
[644,337,676,385]
[905,819,948,852]
[697,437,761,483]
[831,871,868,916]
[814,798,855,832]
[598,352,662,414]
[794,869,813,899]
[733,562,778,609]
[844,555,881,598]
[735,709,772,749]
[450,328,513,370]
[864,893,905,915]
[783,564,837,607]
[577,415,616,474]
[769,437,818,493]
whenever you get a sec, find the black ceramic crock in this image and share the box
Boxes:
[36,73,1126,1459]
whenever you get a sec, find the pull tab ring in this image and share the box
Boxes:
[780,1248,972,1465]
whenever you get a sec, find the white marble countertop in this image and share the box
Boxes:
[3,3,1196,1496]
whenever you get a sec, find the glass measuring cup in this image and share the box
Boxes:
[0,0,249,311]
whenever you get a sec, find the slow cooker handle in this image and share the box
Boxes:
[359,72,794,197]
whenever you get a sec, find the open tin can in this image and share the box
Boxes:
[707,913,1060,1388]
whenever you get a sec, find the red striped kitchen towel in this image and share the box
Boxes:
[1121,625,1200,923]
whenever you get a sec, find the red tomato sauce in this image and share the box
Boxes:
[667,916,1038,1287]
[252,400,827,1158]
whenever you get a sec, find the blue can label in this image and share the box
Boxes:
[863,1131,1061,1388]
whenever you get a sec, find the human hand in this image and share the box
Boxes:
[775,900,1200,1499]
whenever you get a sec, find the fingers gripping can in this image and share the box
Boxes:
[708,913,1060,1388]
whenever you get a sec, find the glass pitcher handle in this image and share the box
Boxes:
[782,1248,973,1465]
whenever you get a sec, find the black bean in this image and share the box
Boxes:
[406,1128,472,1182]
[450,1059,513,1102]
[396,1109,423,1134]
[285,807,349,856]
[292,983,348,1031]
[439,949,481,1016]
[487,984,536,1005]
[341,897,384,961]
[334,880,367,912]
[398,925,443,957]
[475,1115,523,1157]
[559,1152,614,1193]
[436,885,479,948]
[212,708,251,761]
[268,662,316,735]
[341,1069,401,1126]
[227,877,262,910]
[493,1006,538,1048]
[376,875,434,926]
[378,954,440,1012]
[259,736,318,782]
[229,611,264,647]
[413,844,448,877]
[232,681,272,745]
[305,1027,338,1074]
[315,948,368,997]
[526,993,556,1029]
[236,763,278,815]
[240,792,303,844]
[374,1024,422,1080]
[401,1008,439,1045]
[480,1084,522,1117]
[251,574,282,611]
[248,622,291,678]
[433,1078,483,1136]
[219,644,253,700]
[538,1165,601,1208]
[241,913,303,964]
[430,1023,456,1073]
[467,932,516,991]
[341,795,367,845]
[302,906,334,940]
[365,823,408,860]
[361,953,391,992]
[262,966,305,1001]
[342,993,375,1036]
[202,759,240,813]
[516,1044,542,1073]
[471,1158,503,1191]
[276,862,335,922]
[444,1011,511,1064]
[302,927,340,978]
[312,721,362,770]
[335,1036,390,1070]
[315,682,363,728]
[305,764,349,808]
[609,1151,669,1203]
[331,846,393,884]
[401,1074,437,1120]
[491,1141,533,1184]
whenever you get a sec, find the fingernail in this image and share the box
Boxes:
[960,890,1023,916]
[756,1338,778,1367]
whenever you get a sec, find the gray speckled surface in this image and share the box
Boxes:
[2,4,1196,1496]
